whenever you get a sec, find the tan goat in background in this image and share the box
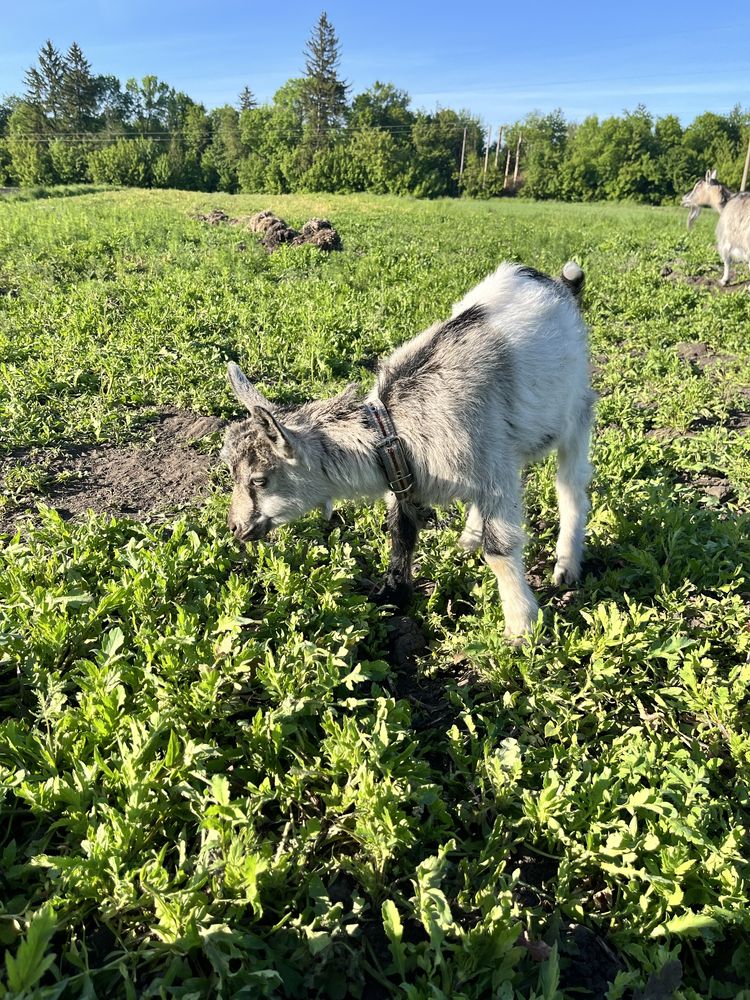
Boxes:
[682,169,750,285]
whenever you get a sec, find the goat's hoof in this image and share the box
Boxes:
[553,562,580,587]
[503,604,540,647]
[370,578,413,610]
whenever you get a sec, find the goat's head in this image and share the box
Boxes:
[681,169,722,228]
[220,363,326,543]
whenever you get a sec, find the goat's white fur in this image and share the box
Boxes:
[223,262,594,642]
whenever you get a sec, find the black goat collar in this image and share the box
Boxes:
[363,399,414,501]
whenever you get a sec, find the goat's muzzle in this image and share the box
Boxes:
[228,515,272,543]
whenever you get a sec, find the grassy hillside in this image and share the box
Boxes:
[1,189,750,999]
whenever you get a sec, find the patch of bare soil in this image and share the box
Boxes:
[509,849,626,996]
[192,208,342,253]
[690,410,750,432]
[646,409,750,440]
[380,615,482,737]
[559,924,627,999]
[386,615,428,672]
[676,471,735,503]
[661,264,750,293]
[1,409,224,533]
[674,341,737,371]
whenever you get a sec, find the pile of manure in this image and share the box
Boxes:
[193,208,342,252]
[192,208,231,225]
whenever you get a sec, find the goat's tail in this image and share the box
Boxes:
[560,261,585,301]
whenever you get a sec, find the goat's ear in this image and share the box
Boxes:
[709,168,718,181]
[227,362,271,412]
[252,406,295,460]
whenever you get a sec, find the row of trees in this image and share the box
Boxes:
[516,106,750,203]
[1,16,748,202]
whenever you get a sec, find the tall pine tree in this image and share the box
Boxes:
[301,12,348,148]
[60,43,100,132]
[238,87,257,112]
[24,40,65,126]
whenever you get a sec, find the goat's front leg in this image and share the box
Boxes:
[371,497,429,610]
[719,256,731,286]
[481,491,539,643]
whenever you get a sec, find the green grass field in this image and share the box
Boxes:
[1,189,750,999]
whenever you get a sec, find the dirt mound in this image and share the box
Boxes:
[193,208,342,253]
[675,470,736,504]
[1,409,224,534]
[300,218,332,238]
[247,210,285,234]
[688,474,735,502]
[301,227,342,252]
[262,219,301,252]
[674,341,737,371]
[193,208,231,225]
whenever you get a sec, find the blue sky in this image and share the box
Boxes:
[1,0,748,125]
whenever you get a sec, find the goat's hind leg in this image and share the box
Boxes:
[481,497,539,643]
[719,256,731,286]
[553,413,593,587]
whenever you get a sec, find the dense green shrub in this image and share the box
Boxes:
[88,136,157,185]
[0,140,12,184]
[48,139,91,183]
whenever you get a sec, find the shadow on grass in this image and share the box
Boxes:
[4,184,115,203]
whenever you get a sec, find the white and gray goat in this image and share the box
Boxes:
[221,262,594,642]
[681,169,750,285]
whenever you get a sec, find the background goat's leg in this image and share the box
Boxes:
[481,495,539,641]
[553,420,593,586]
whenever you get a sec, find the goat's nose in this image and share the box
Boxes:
[228,517,243,539]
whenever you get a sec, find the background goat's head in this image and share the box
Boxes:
[681,169,723,228]
[220,364,327,542]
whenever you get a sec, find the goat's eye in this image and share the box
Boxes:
[251,477,268,488]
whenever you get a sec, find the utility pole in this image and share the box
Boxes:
[459,126,467,178]
[495,126,502,168]
[483,125,491,176]
[512,133,522,187]
[741,130,750,192]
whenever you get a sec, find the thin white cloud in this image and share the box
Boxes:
[413,78,746,106]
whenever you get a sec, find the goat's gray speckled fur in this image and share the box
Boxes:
[682,170,750,285]
[221,261,594,642]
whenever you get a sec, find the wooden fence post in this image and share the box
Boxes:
[503,147,511,188]
[512,133,522,187]
[741,131,750,192]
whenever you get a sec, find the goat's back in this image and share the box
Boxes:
[373,263,591,499]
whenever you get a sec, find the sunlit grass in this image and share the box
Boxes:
[1,189,749,998]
